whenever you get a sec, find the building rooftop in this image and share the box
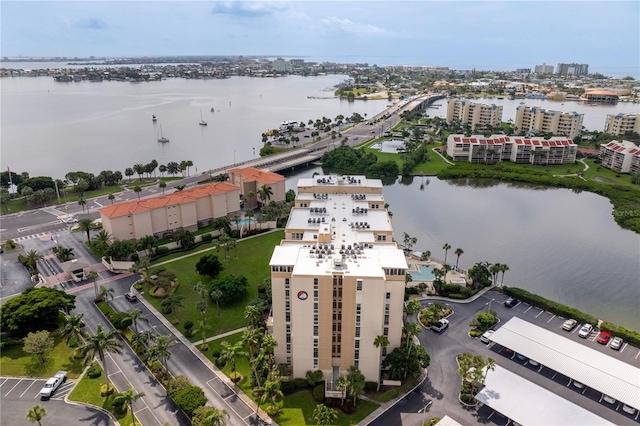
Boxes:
[227,167,284,184]
[99,182,238,218]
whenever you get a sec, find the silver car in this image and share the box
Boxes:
[578,324,593,338]
[610,336,623,350]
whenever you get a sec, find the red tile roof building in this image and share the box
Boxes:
[447,134,577,165]
[228,167,286,210]
[99,182,241,240]
[598,140,640,174]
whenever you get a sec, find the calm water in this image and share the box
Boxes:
[1,75,388,179]
[285,166,640,330]
[428,97,639,131]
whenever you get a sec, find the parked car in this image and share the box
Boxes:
[40,371,67,399]
[63,217,78,224]
[124,292,138,302]
[528,359,540,367]
[610,337,623,350]
[480,330,495,344]
[572,381,585,389]
[622,405,637,415]
[596,331,611,345]
[602,395,616,404]
[562,319,578,331]
[431,319,449,333]
[504,297,518,308]
[578,324,593,338]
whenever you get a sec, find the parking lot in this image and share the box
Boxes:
[0,377,114,425]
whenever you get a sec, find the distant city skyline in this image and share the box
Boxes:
[2,1,638,77]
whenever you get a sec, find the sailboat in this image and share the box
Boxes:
[152,114,157,122]
[199,110,208,126]
[157,125,169,143]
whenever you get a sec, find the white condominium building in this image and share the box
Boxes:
[447,134,577,165]
[598,140,640,174]
[604,113,640,136]
[515,105,584,138]
[269,175,406,391]
[446,99,503,129]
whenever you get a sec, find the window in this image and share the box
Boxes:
[354,349,360,360]
[286,343,291,353]
[383,327,389,336]
[355,340,360,349]
[384,314,389,326]
[356,280,363,291]
[377,235,387,241]
[314,326,318,336]
[285,278,290,289]
[355,327,360,338]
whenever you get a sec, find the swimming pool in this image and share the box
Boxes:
[409,264,436,281]
[236,218,255,225]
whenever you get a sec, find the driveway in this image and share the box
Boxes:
[0,377,114,426]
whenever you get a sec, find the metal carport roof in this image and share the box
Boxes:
[490,317,640,410]
[475,365,614,425]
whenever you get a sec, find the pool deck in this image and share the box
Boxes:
[405,254,469,295]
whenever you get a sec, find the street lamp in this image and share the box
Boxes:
[486,298,495,313]
[418,400,432,426]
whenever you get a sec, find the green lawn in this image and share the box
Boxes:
[279,390,379,426]
[142,230,284,340]
[582,158,639,188]
[0,335,85,378]
[68,366,134,426]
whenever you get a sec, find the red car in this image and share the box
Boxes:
[596,331,611,345]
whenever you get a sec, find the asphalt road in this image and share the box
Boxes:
[0,376,114,426]
[368,290,639,426]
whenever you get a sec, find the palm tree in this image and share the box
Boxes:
[148,334,177,369]
[210,290,222,317]
[404,299,421,319]
[133,164,144,182]
[85,270,99,299]
[402,323,421,356]
[420,250,431,261]
[98,286,115,305]
[259,366,284,412]
[218,340,247,377]
[489,263,502,284]
[78,218,93,244]
[113,385,146,426]
[373,335,389,391]
[442,243,451,266]
[159,181,167,194]
[158,164,167,178]
[454,248,464,269]
[23,249,43,275]
[108,193,115,204]
[499,264,509,285]
[312,404,338,426]
[78,197,87,213]
[126,309,148,334]
[245,209,255,231]
[26,405,47,426]
[483,357,496,383]
[194,406,229,426]
[79,324,123,389]
[244,305,263,329]
[124,168,134,183]
[257,184,273,207]
[92,230,112,253]
[161,292,184,314]
[59,312,85,346]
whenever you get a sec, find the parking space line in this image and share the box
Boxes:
[206,378,250,425]
[635,349,640,360]
[0,378,8,387]
[523,306,532,314]
[3,379,23,397]
[547,314,556,323]
[19,380,37,398]
[535,310,544,318]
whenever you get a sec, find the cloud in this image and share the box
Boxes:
[73,18,109,30]
[319,16,387,36]
[211,1,288,17]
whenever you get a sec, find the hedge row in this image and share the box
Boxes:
[600,321,640,347]
[502,287,598,325]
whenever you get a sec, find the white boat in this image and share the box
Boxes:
[199,110,208,126]
[157,125,169,143]
[152,114,157,122]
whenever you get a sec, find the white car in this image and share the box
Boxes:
[63,217,78,224]
[40,371,67,399]
[431,319,449,333]
[480,330,495,344]
[578,324,593,338]
[610,336,623,350]
[562,319,577,331]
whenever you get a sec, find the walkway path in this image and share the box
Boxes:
[552,158,589,181]
[193,327,249,346]
[431,146,455,165]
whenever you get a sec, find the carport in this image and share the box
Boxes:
[475,365,614,425]
[489,317,640,412]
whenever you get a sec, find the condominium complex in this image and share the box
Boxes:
[228,167,286,210]
[556,63,589,76]
[99,182,241,241]
[271,58,292,72]
[446,99,503,129]
[598,140,640,174]
[268,175,406,389]
[534,63,554,74]
[515,105,584,138]
[447,134,577,165]
[605,113,640,135]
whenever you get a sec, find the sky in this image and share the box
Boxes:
[1,1,638,77]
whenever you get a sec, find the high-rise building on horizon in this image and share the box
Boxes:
[268,175,407,391]
[556,63,589,76]
[534,63,554,74]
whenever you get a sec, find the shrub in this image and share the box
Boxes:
[448,293,467,299]
[281,380,297,395]
[100,384,115,397]
[306,370,324,387]
[183,320,194,331]
[172,385,207,417]
[364,381,378,392]
[503,287,598,325]
[201,234,213,243]
[313,383,325,403]
[214,357,226,368]
[199,344,209,351]
[600,321,640,346]
[294,378,308,389]
[469,329,483,337]
[229,372,241,383]
[86,362,102,378]
[155,246,169,256]
[167,376,191,395]
[110,312,133,331]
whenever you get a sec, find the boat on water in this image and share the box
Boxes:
[152,114,157,122]
[199,110,208,126]
[157,125,169,143]
[210,107,214,112]
[519,101,526,105]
